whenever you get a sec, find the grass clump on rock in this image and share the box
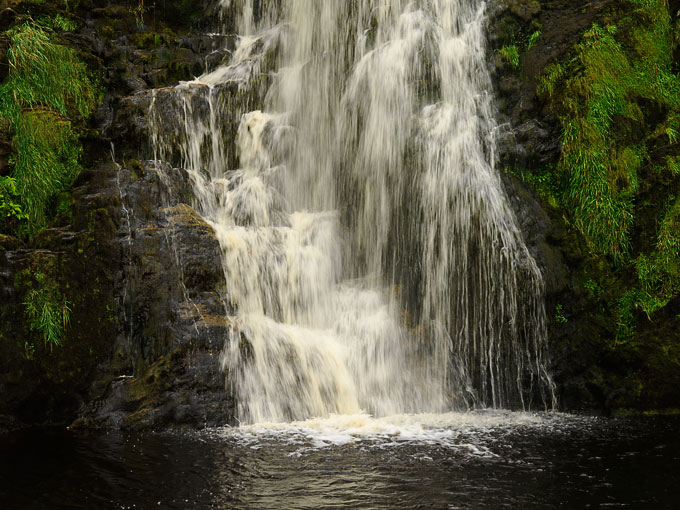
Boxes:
[23,271,71,351]
[0,18,99,235]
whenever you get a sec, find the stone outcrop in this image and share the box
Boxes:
[75,162,235,429]
[1,157,236,430]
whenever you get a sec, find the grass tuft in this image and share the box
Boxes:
[499,44,520,68]
[23,271,71,350]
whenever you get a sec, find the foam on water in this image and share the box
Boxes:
[208,410,553,454]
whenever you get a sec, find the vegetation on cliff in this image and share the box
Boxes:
[0,17,99,235]
[0,10,100,360]
[537,0,680,336]
[499,0,680,410]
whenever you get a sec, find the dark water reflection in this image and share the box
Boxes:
[1,414,679,509]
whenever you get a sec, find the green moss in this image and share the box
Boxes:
[132,31,167,49]
[129,159,145,180]
[508,164,560,208]
[99,25,115,39]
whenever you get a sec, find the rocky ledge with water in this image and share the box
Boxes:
[0,0,239,431]
[1,0,679,433]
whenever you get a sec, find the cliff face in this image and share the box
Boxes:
[0,0,679,431]
[491,0,680,412]
[0,1,237,431]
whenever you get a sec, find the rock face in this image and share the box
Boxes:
[75,161,235,429]
[1,158,236,430]
[0,1,237,430]
[488,0,611,411]
[490,0,680,413]
[0,166,122,429]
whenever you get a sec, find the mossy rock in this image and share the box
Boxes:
[504,0,541,22]
[0,233,21,251]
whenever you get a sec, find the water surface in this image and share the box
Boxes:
[2,412,679,509]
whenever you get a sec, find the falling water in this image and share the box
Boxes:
[149,0,556,425]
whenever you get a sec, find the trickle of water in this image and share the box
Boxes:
[149,0,556,425]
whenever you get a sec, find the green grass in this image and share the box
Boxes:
[527,30,541,50]
[550,22,643,260]
[634,196,680,316]
[11,111,82,231]
[36,14,78,32]
[538,0,677,260]
[499,44,520,68]
[0,176,27,227]
[537,0,680,337]
[1,21,97,121]
[0,19,99,234]
[23,271,71,350]
[0,18,95,353]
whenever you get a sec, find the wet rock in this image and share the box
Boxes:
[109,79,248,167]
[502,173,568,298]
[75,161,235,430]
[124,73,148,92]
[489,0,621,413]
[0,0,242,430]
[0,158,236,429]
[0,169,122,427]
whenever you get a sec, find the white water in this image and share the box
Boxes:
[214,409,552,452]
[149,0,556,427]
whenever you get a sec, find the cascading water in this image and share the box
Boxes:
[149,0,556,426]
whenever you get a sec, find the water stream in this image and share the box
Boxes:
[149,0,556,427]
[6,4,680,510]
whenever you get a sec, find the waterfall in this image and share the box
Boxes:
[149,0,556,425]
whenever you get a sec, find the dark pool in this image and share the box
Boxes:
[1,412,679,509]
